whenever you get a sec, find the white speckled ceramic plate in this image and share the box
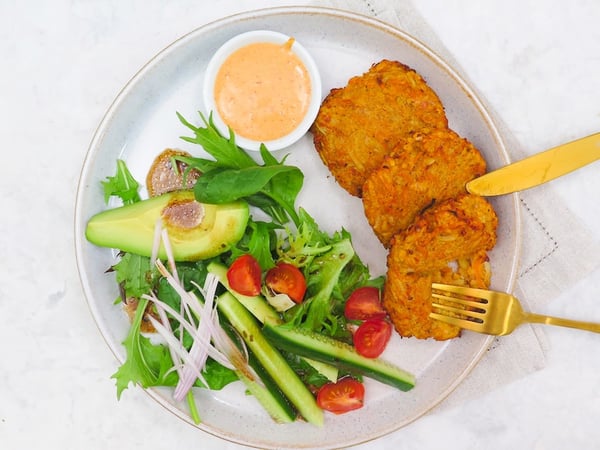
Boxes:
[74,7,521,449]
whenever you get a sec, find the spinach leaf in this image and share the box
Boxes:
[257,144,304,226]
[192,165,303,225]
[192,165,296,202]
[177,112,303,226]
[195,359,239,390]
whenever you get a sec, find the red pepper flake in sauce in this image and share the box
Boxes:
[213,38,311,142]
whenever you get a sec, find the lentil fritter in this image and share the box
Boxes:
[311,60,448,197]
[383,194,498,340]
[362,129,487,247]
[311,59,500,340]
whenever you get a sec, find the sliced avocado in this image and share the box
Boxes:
[85,190,249,261]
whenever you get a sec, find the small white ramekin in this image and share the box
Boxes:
[203,30,322,152]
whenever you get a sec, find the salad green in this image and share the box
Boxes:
[177,112,304,226]
[101,159,142,205]
[90,112,413,425]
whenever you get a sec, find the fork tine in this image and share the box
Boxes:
[431,292,488,310]
[431,302,486,321]
[431,283,493,300]
[428,312,486,332]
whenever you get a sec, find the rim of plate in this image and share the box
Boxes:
[74,6,522,449]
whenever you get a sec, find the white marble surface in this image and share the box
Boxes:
[2,1,600,449]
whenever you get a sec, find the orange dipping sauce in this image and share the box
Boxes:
[213,38,312,142]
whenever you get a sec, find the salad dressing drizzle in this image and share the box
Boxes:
[162,200,205,229]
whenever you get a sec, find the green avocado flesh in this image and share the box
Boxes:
[85,190,249,261]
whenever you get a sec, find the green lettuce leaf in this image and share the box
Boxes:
[280,210,373,339]
[101,159,141,205]
[111,298,176,399]
[113,253,155,300]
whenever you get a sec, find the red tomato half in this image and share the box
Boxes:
[353,318,392,358]
[316,377,365,415]
[265,262,307,303]
[344,286,387,320]
[227,254,262,296]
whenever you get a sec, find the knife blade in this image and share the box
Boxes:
[466,132,600,196]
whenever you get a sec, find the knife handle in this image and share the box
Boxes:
[466,132,600,196]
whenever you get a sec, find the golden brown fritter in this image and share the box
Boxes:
[362,129,487,247]
[382,251,491,340]
[311,60,500,341]
[382,194,497,340]
[311,60,448,197]
[388,194,498,270]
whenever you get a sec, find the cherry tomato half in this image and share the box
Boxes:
[344,286,387,320]
[227,254,262,296]
[353,318,392,358]
[265,262,307,303]
[316,377,365,415]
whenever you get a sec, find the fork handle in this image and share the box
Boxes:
[524,312,600,333]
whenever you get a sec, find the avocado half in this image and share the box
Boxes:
[85,190,249,261]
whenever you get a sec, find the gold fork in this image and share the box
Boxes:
[430,283,600,335]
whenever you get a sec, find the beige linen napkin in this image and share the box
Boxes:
[317,0,600,410]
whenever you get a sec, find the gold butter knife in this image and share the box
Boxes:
[466,132,600,196]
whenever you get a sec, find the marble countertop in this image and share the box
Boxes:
[2,1,599,449]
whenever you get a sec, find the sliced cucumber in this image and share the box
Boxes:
[222,322,296,423]
[263,324,416,391]
[302,358,338,383]
[209,261,339,382]
[237,351,296,423]
[216,292,324,426]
